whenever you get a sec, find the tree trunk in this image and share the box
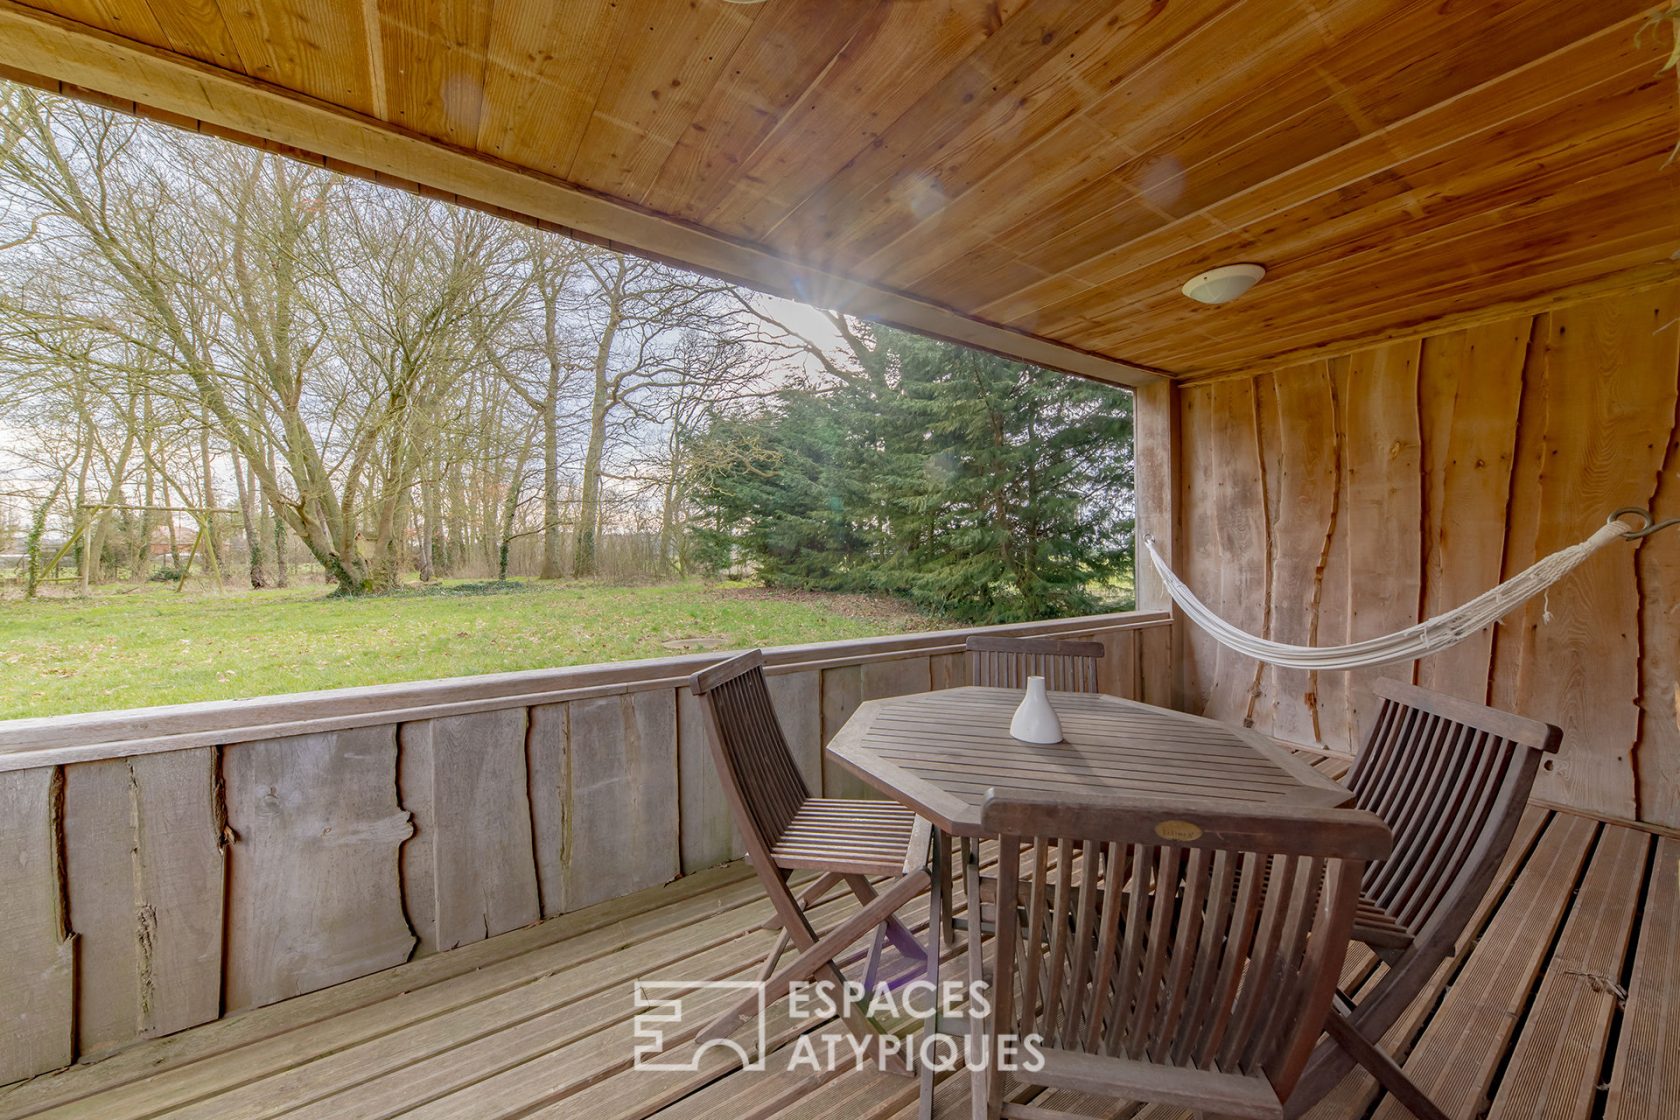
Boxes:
[417,480,437,582]
[573,398,606,579]
[231,448,267,588]
[199,413,221,579]
[24,480,64,599]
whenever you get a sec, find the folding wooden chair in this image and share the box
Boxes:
[1285,679,1562,1120]
[965,635,1105,692]
[688,649,933,1055]
[956,789,1391,1120]
[948,635,1107,945]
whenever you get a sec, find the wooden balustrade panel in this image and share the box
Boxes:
[222,727,416,1012]
[62,750,224,1055]
[1177,282,1680,826]
[0,768,73,1086]
[529,691,680,914]
[0,614,1168,1086]
[400,710,540,955]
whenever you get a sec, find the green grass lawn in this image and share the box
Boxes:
[0,580,945,721]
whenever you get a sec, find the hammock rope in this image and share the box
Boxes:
[1144,509,1677,672]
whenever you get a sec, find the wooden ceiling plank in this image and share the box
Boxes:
[845,1,1345,287]
[888,70,1359,302]
[213,0,380,118]
[756,0,1165,253]
[698,0,1002,236]
[562,1,760,202]
[774,0,1228,268]
[637,0,883,221]
[1067,89,1675,355]
[377,0,491,148]
[1093,170,1677,361]
[475,0,625,173]
[0,2,1161,386]
[38,0,168,49]
[977,17,1666,340]
[974,0,1653,325]
[1106,181,1680,374]
[135,0,245,74]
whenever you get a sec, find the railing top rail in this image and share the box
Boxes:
[0,610,1168,770]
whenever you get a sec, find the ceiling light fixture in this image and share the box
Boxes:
[1181,263,1266,305]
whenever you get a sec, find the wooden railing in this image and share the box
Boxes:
[0,610,1171,1085]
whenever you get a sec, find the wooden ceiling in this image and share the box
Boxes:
[0,0,1677,381]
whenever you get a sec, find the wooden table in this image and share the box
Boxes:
[828,687,1356,1115]
[827,686,1352,836]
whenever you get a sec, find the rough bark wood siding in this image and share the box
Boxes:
[1178,283,1680,826]
[0,613,1168,1086]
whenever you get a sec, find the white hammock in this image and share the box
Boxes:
[1144,516,1639,672]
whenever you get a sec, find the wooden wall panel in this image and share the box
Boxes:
[1254,363,1339,746]
[1139,624,1176,709]
[222,728,415,1011]
[0,615,1169,1085]
[1416,320,1529,699]
[1637,413,1680,823]
[766,670,823,793]
[63,750,224,1055]
[1339,340,1423,745]
[820,664,866,800]
[526,702,568,917]
[675,688,735,876]
[1178,283,1680,826]
[1096,628,1140,700]
[1500,290,1679,818]
[544,691,680,913]
[399,711,540,955]
[0,768,73,1085]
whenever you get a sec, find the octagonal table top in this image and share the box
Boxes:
[826,686,1351,837]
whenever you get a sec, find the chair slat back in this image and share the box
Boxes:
[689,650,811,854]
[982,792,1389,1102]
[966,635,1104,692]
[1347,679,1561,939]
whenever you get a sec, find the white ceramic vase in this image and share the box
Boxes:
[1010,676,1063,744]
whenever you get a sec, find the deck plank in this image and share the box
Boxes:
[0,805,1668,1120]
[1296,805,1551,1120]
[1367,811,1598,1120]
[1485,823,1649,1120]
[0,862,759,1119]
[1605,836,1680,1120]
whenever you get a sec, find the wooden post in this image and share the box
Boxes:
[1134,380,1181,705]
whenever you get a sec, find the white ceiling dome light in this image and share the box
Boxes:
[1181,263,1266,305]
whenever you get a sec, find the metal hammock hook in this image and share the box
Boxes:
[1610,507,1680,540]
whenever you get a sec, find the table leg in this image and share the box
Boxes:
[920,827,947,1120]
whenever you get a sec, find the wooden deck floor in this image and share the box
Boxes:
[0,759,1673,1120]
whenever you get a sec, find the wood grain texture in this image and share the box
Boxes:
[1605,836,1680,1120]
[0,768,73,1085]
[545,691,680,913]
[3,795,1669,1120]
[1504,289,1678,819]
[1486,823,1648,1120]
[1179,285,1680,826]
[1257,363,1339,747]
[1339,341,1422,745]
[222,728,415,1012]
[828,686,1351,837]
[62,749,224,1055]
[0,618,1165,1090]
[399,710,540,956]
[2,2,1676,380]
[1415,320,1528,701]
